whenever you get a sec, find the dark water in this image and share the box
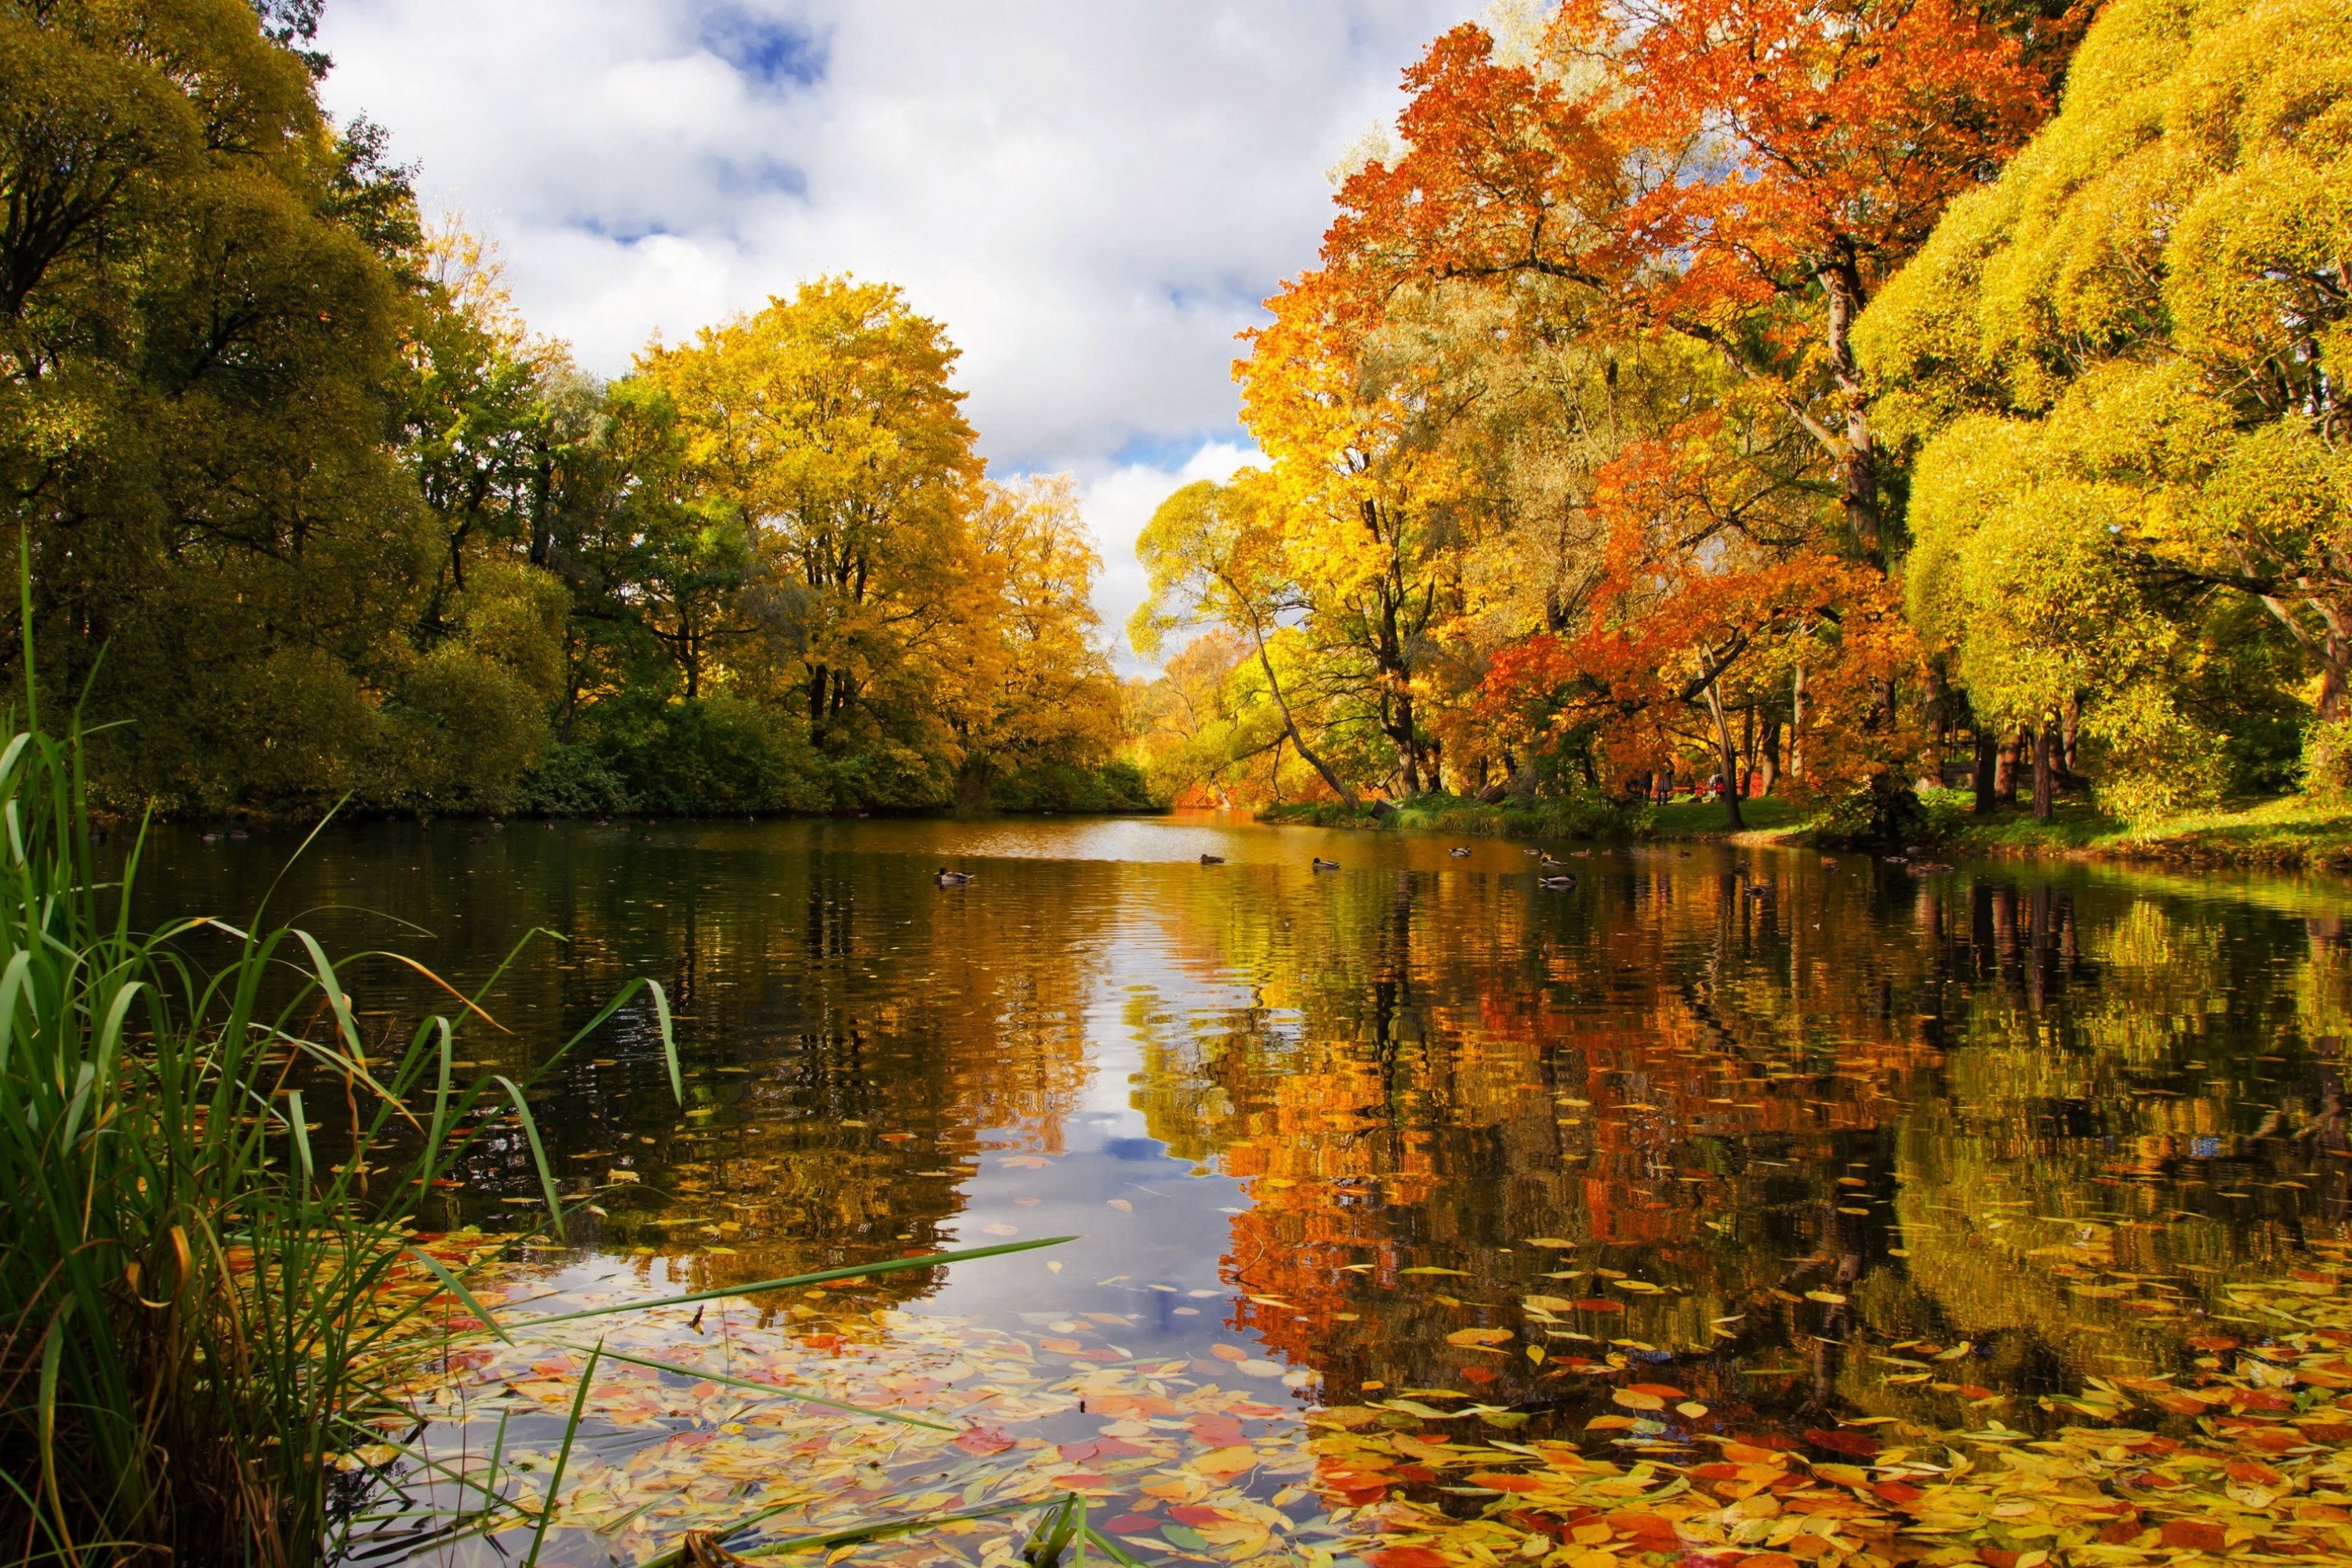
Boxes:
[135,815,2352,1543]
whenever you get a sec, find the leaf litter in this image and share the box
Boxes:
[350,1232,2352,1568]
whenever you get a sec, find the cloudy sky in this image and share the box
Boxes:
[314,1,1481,662]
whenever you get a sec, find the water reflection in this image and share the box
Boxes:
[132,818,2352,1532]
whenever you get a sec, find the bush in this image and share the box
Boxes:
[2304,716,2352,801]
[514,739,636,815]
[2086,684,2228,826]
[1814,775,1933,848]
[379,644,554,814]
[604,695,829,815]
[988,758,1160,812]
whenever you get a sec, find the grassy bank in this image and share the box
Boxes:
[1257,790,1813,843]
[1262,787,2352,869]
[1929,789,2352,869]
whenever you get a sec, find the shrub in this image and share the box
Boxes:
[514,739,637,815]
[601,696,827,815]
[1814,775,1933,848]
[2089,684,2228,825]
[2305,717,2352,802]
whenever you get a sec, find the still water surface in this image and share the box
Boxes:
[136,814,2352,1559]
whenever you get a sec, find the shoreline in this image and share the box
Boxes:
[1259,792,2352,873]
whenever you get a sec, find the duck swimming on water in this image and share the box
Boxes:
[934,868,974,887]
[1200,853,1225,865]
[1449,846,1472,858]
[1537,873,1579,891]
[1311,857,1341,872]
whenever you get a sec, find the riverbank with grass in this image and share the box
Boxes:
[1928,791,2352,869]
[1263,787,2352,869]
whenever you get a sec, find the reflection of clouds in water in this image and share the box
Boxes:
[132,822,2352,1451]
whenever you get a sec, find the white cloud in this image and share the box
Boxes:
[1076,441,1258,671]
[315,0,1475,659]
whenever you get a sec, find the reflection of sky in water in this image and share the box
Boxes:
[129,815,2352,1436]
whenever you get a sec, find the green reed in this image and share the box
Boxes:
[0,564,1130,1568]
[0,674,692,1563]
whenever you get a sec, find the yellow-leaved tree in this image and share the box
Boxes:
[1859,0,2352,819]
[637,277,982,800]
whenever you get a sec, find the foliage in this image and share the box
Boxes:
[0,673,684,1561]
[1859,0,2352,811]
[0,8,1134,821]
[2307,718,2352,803]
[1134,0,2070,828]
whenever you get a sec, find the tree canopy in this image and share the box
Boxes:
[1132,0,2351,835]
[0,0,1137,818]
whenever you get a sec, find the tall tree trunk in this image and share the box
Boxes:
[1820,264,1882,560]
[2060,694,2080,784]
[1974,727,1998,815]
[1759,710,1781,795]
[1705,678,1745,831]
[1246,614,1356,810]
[2033,720,2056,821]
[1789,662,1806,782]
[1740,702,1756,797]
[1998,728,2021,803]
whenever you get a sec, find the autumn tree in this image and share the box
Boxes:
[1553,0,2056,555]
[1860,0,2350,818]
[637,279,982,766]
[950,475,1126,804]
[0,0,455,811]
[1132,473,1362,807]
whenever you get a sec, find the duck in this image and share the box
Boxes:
[1449,846,1472,858]
[1539,851,1567,867]
[1311,857,1341,872]
[1522,847,1544,857]
[1820,856,1838,868]
[1537,873,1579,891]
[934,868,975,887]
[1200,853,1225,865]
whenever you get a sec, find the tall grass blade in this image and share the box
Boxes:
[481,1235,1076,1335]
[521,1339,602,1568]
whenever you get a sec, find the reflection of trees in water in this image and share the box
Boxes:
[160,829,1118,1301]
[1127,859,2352,1421]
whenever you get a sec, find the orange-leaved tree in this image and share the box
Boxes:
[1477,409,1920,826]
[1553,0,2057,557]
[1236,266,1491,797]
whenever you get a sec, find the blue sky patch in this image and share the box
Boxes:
[697,5,828,89]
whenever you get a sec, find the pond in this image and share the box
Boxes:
[135,815,2352,1565]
